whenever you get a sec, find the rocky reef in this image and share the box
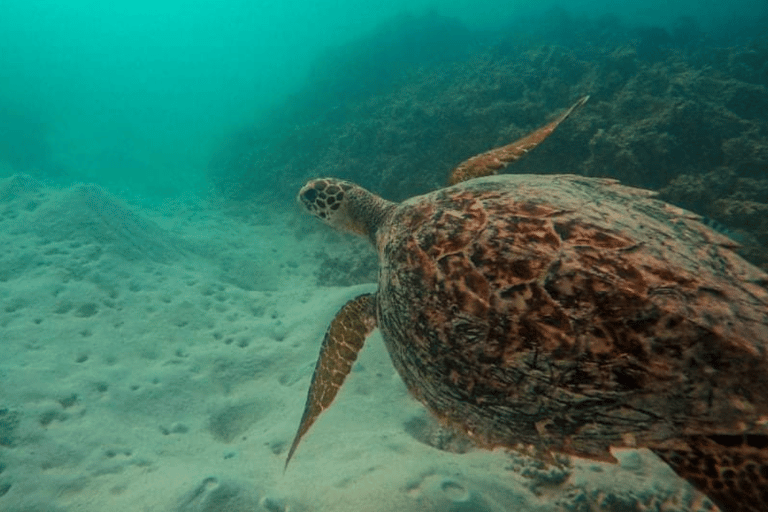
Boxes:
[210,11,768,272]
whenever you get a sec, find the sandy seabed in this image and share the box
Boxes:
[0,174,715,512]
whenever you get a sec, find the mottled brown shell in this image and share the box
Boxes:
[374,173,768,461]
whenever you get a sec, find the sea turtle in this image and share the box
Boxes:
[287,96,768,512]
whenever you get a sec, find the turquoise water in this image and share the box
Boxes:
[1,2,767,512]
[1,0,765,196]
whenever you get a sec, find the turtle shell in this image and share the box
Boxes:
[374,173,768,461]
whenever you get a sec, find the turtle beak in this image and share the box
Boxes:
[298,183,330,221]
[298,186,318,210]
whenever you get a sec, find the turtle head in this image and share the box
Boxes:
[298,178,394,242]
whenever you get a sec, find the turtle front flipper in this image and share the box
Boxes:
[651,434,768,511]
[285,293,377,469]
[447,95,589,185]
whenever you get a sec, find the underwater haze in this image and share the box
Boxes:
[1,1,768,512]
[1,0,766,197]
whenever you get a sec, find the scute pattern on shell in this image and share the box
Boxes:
[374,174,768,461]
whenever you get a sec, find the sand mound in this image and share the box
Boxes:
[0,175,714,512]
[33,180,186,263]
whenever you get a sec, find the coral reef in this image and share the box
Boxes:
[210,13,768,271]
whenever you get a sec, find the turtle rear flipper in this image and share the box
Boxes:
[652,434,768,512]
[285,293,377,469]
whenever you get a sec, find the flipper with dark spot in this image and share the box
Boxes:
[447,95,589,185]
[652,434,768,512]
[285,293,377,468]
